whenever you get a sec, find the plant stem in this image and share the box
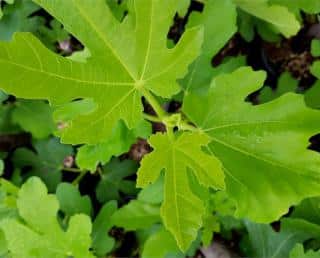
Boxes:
[72,170,87,185]
[166,126,175,139]
[62,167,83,173]
[143,113,162,123]
[179,121,199,132]
[141,88,198,135]
[141,88,166,119]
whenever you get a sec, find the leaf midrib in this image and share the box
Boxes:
[210,134,317,179]
[204,118,320,178]
[176,147,218,188]
[139,1,154,80]
[170,148,183,244]
[203,120,286,132]
[0,59,134,86]
[270,233,297,258]
[72,0,137,81]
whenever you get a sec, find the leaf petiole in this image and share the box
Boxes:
[62,167,83,173]
[141,88,166,119]
[143,113,163,123]
[141,88,199,135]
[72,170,88,186]
[179,121,199,132]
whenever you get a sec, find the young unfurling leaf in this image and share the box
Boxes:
[137,132,224,251]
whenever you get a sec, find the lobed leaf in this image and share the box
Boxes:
[76,120,151,172]
[183,67,320,222]
[92,201,117,256]
[182,0,237,91]
[243,219,320,258]
[0,177,94,258]
[96,158,138,203]
[270,0,320,15]
[0,0,203,144]
[290,244,320,258]
[12,100,55,139]
[137,132,224,251]
[234,0,300,37]
[56,182,92,216]
[13,138,73,191]
[111,200,160,231]
[0,0,42,41]
[259,72,298,103]
[142,227,183,258]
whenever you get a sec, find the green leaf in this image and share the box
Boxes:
[210,191,237,218]
[13,138,73,192]
[137,132,224,251]
[76,121,133,172]
[138,175,164,205]
[0,104,20,134]
[305,63,320,109]
[56,182,92,216]
[68,48,91,63]
[237,9,255,41]
[182,0,237,91]
[0,0,42,41]
[37,19,69,50]
[259,72,298,103]
[111,200,160,231]
[282,218,320,239]
[96,158,138,203]
[291,197,320,225]
[0,179,19,221]
[176,0,190,16]
[311,61,320,80]
[12,100,55,139]
[0,230,8,257]
[242,219,320,258]
[92,201,117,256]
[0,161,3,176]
[305,80,320,109]
[270,0,320,14]
[255,18,282,42]
[0,91,7,102]
[53,98,96,123]
[211,55,246,79]
[76,120,151,171]
[201,191,236,246]
[290,244,320,258]
[201,213,220,247]
[0,0,15,19]
[210,191,244,236]
[0,0,203,144]
[0,177,94,258]
[234,0,300,38]
[106,0,128,21]
[183,67,320,223]
[311,39,320,58]
[142,227,184,258]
